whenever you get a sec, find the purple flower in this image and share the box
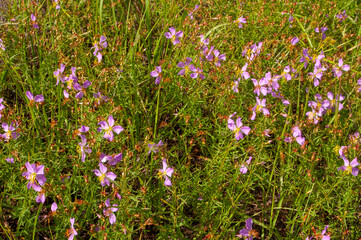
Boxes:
[2,122,20,140]
[97,115,124,142]
[280,66,292,81]
[288,14,294,22]
[325,91,344,112]
[213,50,226,67]
[235,16,246,28]
[148,140,163,155]
[336,10,347,22]
[306,109,321,124]
[0,39,5,51]
[0,98,5,111]
[100,153,122,166]
[315,27,327,40]
[53,0,60,9]
[242,42,262,61]
[333,58,350,78]
[74,80,92,99]
[93,162,117,186]
[100,153,112,163]
[103,199,118,225]
[64,67,78,89]
[110,153,123,166]
[92,36,108,62]
[309,61,327,86]
[93,92,108,104]
[26,91,44,104]
[236,218,255,239]
[238,63,250,79]
[300,48,312,68]
[78,125,89,133]
[22,162,46,192]
[251,78,268,96]
[285,125,305,145]
[54,63,66,85]
[159,159,173,186]
[177,58,194,76]
[321,225,330,240]
[164,27,183,45]
[63,90,69,99]
[228,117,251,140]
[6,157,14,163]
[291,37,299,45]
[67,218,78,240]
[349,132,360,145]
[190,66,205,79]
[251,98,269,121]
[188,5,199,19]
[204,46,215,61]
[338,156,359,176]
[30,14,39,29]
[232,79,239,93]
[31,13,36,22]
[150,66,162,84]
[78,135,92,162]
[308,93,329,116]
[199,34,209,48]
[51,202,58,212]
[263,72,279,93]
[240,157,252,174]
[36,191,45,203]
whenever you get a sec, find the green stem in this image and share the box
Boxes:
[32,203,43,240]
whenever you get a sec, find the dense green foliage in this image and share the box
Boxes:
[1,0,361,239]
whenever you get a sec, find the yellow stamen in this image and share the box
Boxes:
[29,172,37,183]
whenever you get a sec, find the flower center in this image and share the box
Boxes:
[256,105,263,112]
[184,65,189,73]
[67,78,73,88]
[104,208,112,216]
[29,172,37,183]
[171,35,176,42]
[76,145,81,153]
[346,165,352,174]
[99,173,106,182]
[105,126,113,135]
[331,99,336,106]
[308,112,316,119]
[234,127,241,134]
[5,131,11,139]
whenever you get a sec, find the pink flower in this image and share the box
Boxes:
[93,163,117,186]
[228,116,251,140]
[338,157,359,176]
[251,98,269,121]
[103,199,118,225]
[240,157,252,174]
[26,91,44,104]
[97,115,124,141]
[235,16,246,28]
[22,162,46,192]
[51,202,58,212]
[67,218,78,240]
[2,122,20,140]
[159,159,173,186]
[164,27,183,45]
[291,37,299,45]
[333,58,350,78]
[150,66,162,84]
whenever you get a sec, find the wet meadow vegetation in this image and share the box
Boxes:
[1,0,361,239]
